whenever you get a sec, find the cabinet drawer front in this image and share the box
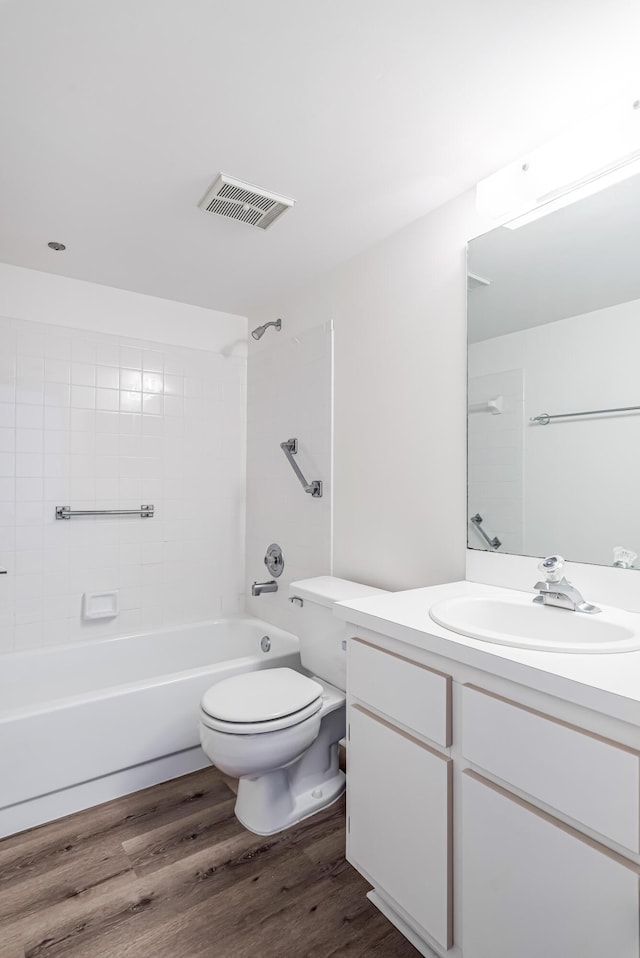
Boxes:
[348,705,453,950]
[462,771,640,958]
[462,684,640,851]
[348,638,451,747]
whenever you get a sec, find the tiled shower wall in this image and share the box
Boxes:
[0,315,246,652]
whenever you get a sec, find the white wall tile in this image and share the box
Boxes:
[71,340,95,364]
[16,406,42,429]
[16,453,43,477]
[44,406,69,430]
[0,453,15,476]
[0,314,246,653]
[44,336,72,360]
[71,362,96,386]
[120,369,142,392]
[97,366,119,389]
[71,385,95,409]
[16,381,44,405]
[17,357,44,380]
[0,429,15,452]
[44,382,70,406]
[45,359,70,383]
[142,393,162,415]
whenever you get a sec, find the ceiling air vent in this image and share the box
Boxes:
[198,174,295,230]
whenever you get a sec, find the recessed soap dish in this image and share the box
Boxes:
[83,591,119,620]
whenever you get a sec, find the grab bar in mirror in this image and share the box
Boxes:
[280,439,323,497]
[531,404,640,425]
[470,513,502,550]
[56,504,154,520]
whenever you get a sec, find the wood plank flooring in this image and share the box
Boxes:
[0,768,420,958]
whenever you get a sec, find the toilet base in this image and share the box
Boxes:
[233,700,346,835]
[234,764,345,836]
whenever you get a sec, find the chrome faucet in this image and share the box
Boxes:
[533,555,600,614]
[252,580,278,596]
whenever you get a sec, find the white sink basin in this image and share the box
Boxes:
[429,595,640,653]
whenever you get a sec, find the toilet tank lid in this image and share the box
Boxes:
[289,576,388,609]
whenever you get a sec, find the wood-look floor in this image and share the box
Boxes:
[0,767,420,958]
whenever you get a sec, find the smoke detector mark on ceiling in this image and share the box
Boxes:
[198,173,295,230]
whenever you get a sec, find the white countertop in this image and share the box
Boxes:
[335,580,640,729]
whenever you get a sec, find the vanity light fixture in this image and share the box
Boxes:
[477,94,640,229]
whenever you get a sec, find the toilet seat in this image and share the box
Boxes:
[200,697,323,734]
[200,668,323,735]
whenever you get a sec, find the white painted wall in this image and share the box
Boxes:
[248,190,488,592]
[469,297,640,568]
[0,264,247,352]
[245,323,332,631]
[244,183,640,607]
[0,267,247,652]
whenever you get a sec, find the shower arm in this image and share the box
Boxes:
[280,439,323,497]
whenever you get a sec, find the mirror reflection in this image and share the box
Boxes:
[467,172,640,569]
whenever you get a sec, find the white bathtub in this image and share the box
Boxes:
[0,617,301,838]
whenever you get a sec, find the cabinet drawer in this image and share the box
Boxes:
[462,770,640,958]
[462,684,640,851]
[348,638,451,747]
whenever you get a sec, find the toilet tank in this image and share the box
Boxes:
[288,576,388,690]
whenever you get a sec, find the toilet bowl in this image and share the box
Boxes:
[200,667,345,835]
[199,576,387,835]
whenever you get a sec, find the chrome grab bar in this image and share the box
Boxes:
[280,439,323,497]
[56,504,154,520]
[470,513,502,550]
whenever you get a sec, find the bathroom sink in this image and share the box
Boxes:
[429,594,640,653]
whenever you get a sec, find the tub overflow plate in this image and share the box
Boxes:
[264,543,284,578]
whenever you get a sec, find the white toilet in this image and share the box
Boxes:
[199,576,385,835]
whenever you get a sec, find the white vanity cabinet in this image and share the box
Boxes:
[345,626,640,958]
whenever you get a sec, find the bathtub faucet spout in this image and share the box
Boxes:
[252,580,278,596]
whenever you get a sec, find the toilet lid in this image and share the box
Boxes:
[201,668,323,723]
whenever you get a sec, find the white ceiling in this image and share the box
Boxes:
[1,0,640,316]
[468,170,640,342]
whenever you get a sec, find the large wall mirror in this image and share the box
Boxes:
[467,171,640,570]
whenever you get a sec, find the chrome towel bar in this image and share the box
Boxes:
[280,439,323,497]
[531,403,640,425]
[56,504,154,520]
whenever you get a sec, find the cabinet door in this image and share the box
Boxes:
[347,705,452,950]
[462,770,640,958]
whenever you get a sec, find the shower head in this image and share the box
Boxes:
[251,318,282,340]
